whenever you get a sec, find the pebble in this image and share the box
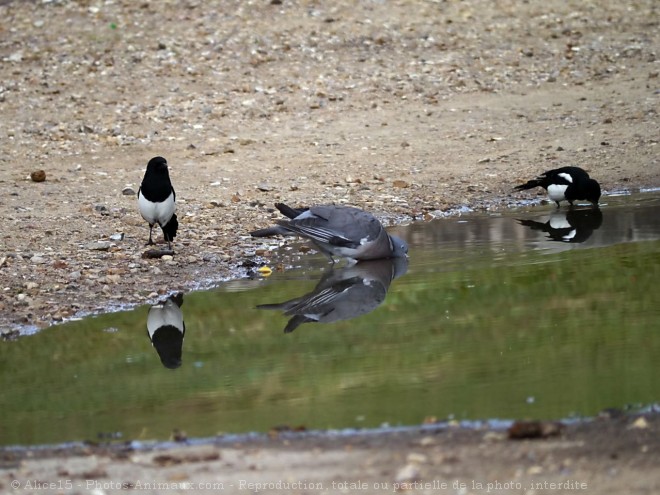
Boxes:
[122,187,136,196]
[30,170,47,182]
[87,241,112,251]
[394,463,420,484]
[30,255,46,264]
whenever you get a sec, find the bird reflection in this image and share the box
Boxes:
[517,208,603,243]
[257,257,408,333]
[147,293,185,369]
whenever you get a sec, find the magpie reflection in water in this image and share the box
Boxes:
[517,207,603,243]
[147,292,186,369]
[257,257,408,333]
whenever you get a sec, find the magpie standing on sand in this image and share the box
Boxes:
[513,166,601,207]
[138,156,178,250]
[250,203,408,262]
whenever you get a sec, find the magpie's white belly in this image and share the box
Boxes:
[549,214,571,229]
[147,299,184,338]
[139,192,175,226]
[547,184,568,202]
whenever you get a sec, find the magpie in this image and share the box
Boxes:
[147,293,185,369]
[137,156,178,250]
[514,166,601,207]
[517,208,603,243]
[257,256,408,333]
[250,203,408,262]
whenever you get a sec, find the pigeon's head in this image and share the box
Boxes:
[389,235,409,258]
[146,156,169,175]
[584,178,601,206]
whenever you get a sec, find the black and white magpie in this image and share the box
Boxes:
[147,293,185,369]
[517,208,603,243]
[514,166,601,207]
[137,156,178,250]
[257,257,408,333]
[250,203,408,262]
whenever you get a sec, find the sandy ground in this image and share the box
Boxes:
[0,0,659,492]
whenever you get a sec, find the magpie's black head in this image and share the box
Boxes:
[584,178,601,205]
[146,156,169,174]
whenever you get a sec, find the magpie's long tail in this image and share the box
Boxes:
[516,218,548,232]
[513,178,542,191]
[161,214,178,242]
[275,202,307,219]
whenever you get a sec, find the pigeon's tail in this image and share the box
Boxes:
[275,202,307,219]
[513,178,542,192]
[256,302,289,311]
[161,214,178,242]
[250,225,290,237]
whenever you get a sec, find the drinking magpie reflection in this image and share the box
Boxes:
[147,293,186,369]
[257,257,408,333]
[517,208,603,243]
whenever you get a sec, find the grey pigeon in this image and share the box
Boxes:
[513,166,601,207]
[257,257,408,333]
[147,293,185,369]
[250,203,408,262]
[138,156,178,250]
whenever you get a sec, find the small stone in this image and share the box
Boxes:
[393,180,409,188]
[508,420,564,439]
[68,271,82,280]
[87,241,112,251]
[257,183,274,192]
[30,170,46,182]
[629,417,649,429]
[394,463,420,484]
[122,187,136,196]
[26,282,39,290]
[7,51,23,62]
[406,452,428,464]
[109,233,124,241]
[418,436,435,447]
[30,255,46,264]
[161,255,174,261]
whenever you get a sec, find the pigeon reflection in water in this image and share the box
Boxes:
[517,208,603,243]
[257,257,408,333]
[147,293,185,369]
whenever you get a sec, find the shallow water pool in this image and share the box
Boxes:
[1,192,659,446]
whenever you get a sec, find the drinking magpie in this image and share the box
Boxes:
[137,156,178,250]
[250,203,408,262]
[514,166,601,207]
[517,208,603,243]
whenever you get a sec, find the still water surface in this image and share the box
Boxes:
[1,192,659,446]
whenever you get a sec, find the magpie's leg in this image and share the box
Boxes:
[555,201,561,208]
[146,224,155,245]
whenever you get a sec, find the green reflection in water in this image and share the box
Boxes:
[1,230,659,447]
